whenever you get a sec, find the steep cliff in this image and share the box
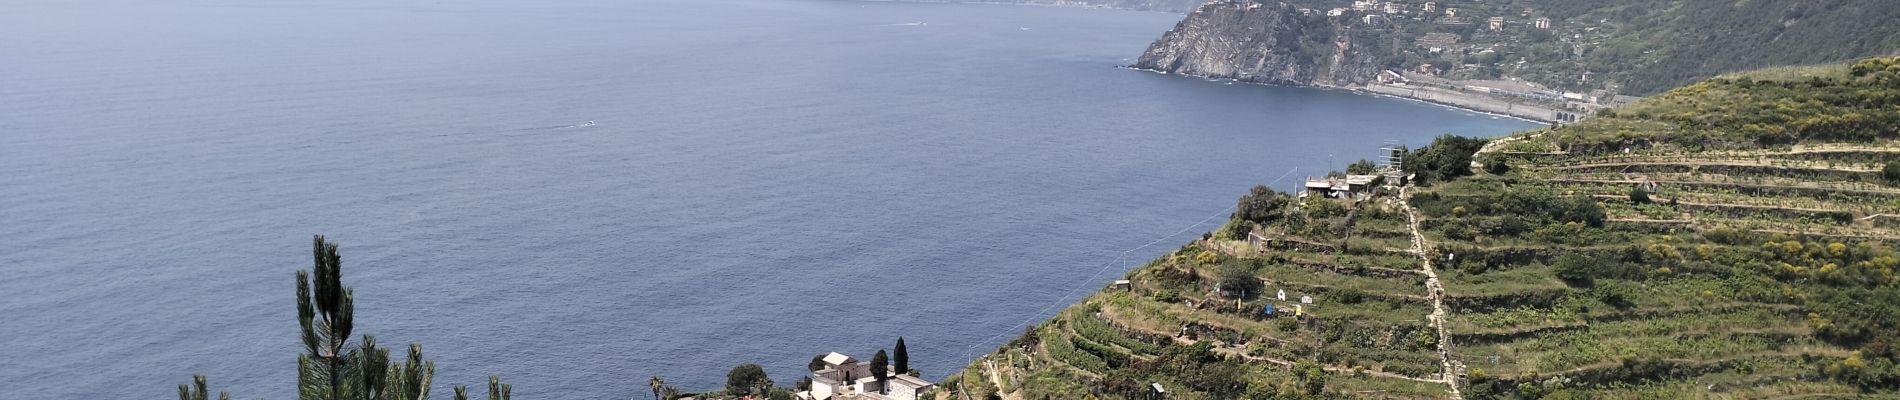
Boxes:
[1132,1,1385,87]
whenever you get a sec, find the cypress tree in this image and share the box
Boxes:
[871,350,890,394]
[892,338,909,376]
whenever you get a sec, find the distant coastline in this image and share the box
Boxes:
[1122,65,1557,124]
[856,0,1189,14]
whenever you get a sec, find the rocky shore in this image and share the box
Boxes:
[1129,1,1572,122]
[1131,2,1385,87]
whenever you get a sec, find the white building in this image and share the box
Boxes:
[1327,7,1346,16]
[1534,17,1552,29]
[799,352,934,400]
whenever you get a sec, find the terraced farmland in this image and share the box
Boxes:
[946,57,1900,399]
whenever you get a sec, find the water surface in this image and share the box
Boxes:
[0,0,1535,397]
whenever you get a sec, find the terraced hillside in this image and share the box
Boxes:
[943,57,1900,399]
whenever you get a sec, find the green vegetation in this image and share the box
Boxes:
[1628,185,1651,204]
[894,337,911,376]
[1293,0,1900,94]
[959,56,1900,399]
[1235,184,1291,224]
[1443,56,1900,398]
[725,364,772,397]
[179,235,513,400]
[1404,134,1487,185]
[872,350,891,395]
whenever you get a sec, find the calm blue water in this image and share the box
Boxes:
[0,0,1534,398]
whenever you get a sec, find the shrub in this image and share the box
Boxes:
[1347,159,1378,175]
[1151,289,1181,303]
[1553,254,1595,286]
[1883,161,1900,186]
[1218,262,1264,299]
[1629,185,1651,204]
[1236,185,1291,224]
[1485,158,1511,175]
[1405,134,1489,185]
[1217,217,1251,241]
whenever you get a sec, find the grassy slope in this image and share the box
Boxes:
[944,57,1900,399]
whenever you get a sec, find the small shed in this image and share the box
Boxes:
[1149,383,1167,399]
[1110,280,1132,291]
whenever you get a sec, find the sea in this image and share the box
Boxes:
[0,0,1536,398]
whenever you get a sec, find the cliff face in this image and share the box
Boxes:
[1132,1,1384,87]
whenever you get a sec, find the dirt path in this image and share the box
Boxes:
[1475,132,1544,156]
[981,359,1024,400]
[1398,187,1463,399]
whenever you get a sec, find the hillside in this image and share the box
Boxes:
[1132,2,1388,87]
[1136,0,1900,96]
[945,57,1900,399]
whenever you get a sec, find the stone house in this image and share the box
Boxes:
[798,352,933,400]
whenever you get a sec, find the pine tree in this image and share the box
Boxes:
[178,375,231,400]
[174,235,495,400]
[386,344,435,400]
[871,350,890,395]
[298,234,367,400]
[892,338,909,377]
[486,376,512,400]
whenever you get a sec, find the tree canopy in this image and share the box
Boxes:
[725,364,771,396]
[893,338,910,377]
[870,350,890,394]
[1234,185,1291,224]
[1403,134,1488,186]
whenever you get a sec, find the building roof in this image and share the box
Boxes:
[813,374,843,386]
[890,374,934,388]
[823,352,856,366]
